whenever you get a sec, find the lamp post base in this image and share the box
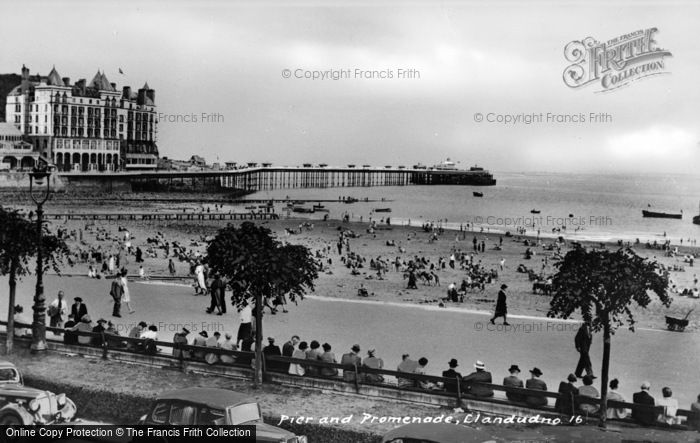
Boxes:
[30,340,47,353]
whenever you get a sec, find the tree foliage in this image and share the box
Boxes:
[0,205,69,354]
[0,206,68,278]
[547,247,670,333]
[548,246,671,428]
[205,222,319,307]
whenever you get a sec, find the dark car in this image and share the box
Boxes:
[382,423,498,443]
[0,360,77,425]
[139,387,307,443]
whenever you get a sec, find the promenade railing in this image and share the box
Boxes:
[3,321,698,431]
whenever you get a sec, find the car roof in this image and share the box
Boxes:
[382,423,494,443]
[156,388,255,409]
[0,361,18,370]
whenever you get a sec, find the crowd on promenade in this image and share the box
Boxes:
[271,335,700,429]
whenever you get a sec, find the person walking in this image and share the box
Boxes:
[236,302,253,348]
[168,258,176,276]
[207,273,225,315]
[109,274,124,318]
[574,322,594,378]
[120,269,135,314]
[490,284,510,325]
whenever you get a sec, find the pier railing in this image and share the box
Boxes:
[43,212,279,222]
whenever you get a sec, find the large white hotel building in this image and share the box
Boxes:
[4,65,158,171]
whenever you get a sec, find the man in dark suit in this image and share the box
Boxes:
[263,337,283,371]
[70,297,88,322]
[574,322,594,378]
[632,381,656,426]
[207,273,226,315]
[525,367,548,407]
[503,364,525,402]
[462,360,494,397]
[441,359,462,393]
[110,277,124,318]
[555,373,579,415]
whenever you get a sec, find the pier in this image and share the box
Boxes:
[57,165,496,192]
[44,211,279,222]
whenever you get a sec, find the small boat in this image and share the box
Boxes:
[473,192,483,197]
[292,207,314,214]
[530,209,540,214]
[642,210,682,219]
[313,204,329,212]
[344,197,358,204]
[374,208,392,213]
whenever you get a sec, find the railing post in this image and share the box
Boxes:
[101,332,108,360]
[261,352,267,383]
[353,362,360,393]
[456,376,462,407]
[178,344,185,372]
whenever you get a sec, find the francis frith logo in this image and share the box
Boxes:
[563,28,672,92]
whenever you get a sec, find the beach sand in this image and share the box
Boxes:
[29,201,700,333]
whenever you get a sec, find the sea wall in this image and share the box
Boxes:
[0,171,65,190]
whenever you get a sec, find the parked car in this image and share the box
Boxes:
[0,360,77,425]
[139,387,307,442]
[382,423,499,443]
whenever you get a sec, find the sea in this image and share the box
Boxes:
[250,171,700,245]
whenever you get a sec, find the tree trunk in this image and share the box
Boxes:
[598,320,611,428]
[253,291,263,388]
[5,260,17,355]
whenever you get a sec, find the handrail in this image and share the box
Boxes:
[2,322,696,429]
[3,320,253,364]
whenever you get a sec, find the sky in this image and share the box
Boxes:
[1,0,699,174]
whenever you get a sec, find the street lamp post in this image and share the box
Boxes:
[28,164,51,352]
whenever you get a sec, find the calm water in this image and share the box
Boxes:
[251,172,700,244]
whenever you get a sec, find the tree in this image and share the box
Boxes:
[547,246,669,427]
[0,206,68,354]
[206,222,319,386]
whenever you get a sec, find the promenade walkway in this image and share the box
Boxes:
[2,275,698,409]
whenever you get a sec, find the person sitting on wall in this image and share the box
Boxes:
[578,375,600,415]
[503,364,525,402]
[442,359,462,394]
[462,360,494,397]
[525,367,548,407]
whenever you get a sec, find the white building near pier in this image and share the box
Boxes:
[5,65,159,171]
